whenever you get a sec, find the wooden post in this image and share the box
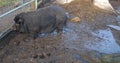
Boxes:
[30,0,37,11]
[35,0,38,9]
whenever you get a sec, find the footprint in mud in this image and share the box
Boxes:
[73,54,81,60]
[33,55,38,59]
[33,52,51,59]
[46,53,51,57]
[13,41,20,46]
[82,60,89,63]
[39,52,51,59]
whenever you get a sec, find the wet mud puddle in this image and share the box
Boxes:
[38,27,72,37]
[62,26,120,54]
[85,28,120,54]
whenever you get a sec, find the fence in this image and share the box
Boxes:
[0,0,38,39]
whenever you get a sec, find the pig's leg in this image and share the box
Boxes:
[31,31,39,39]
[56,15,67,35]
[57,19,67,34]
[33,33,39,39]
[31,27,41,39]
[57,23,64,35]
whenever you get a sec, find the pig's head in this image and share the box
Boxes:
[13,13,27,33]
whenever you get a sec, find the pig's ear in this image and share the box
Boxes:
[14,15,20,23]
[14,15,24,24]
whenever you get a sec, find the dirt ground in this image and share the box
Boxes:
[0,0,120,63]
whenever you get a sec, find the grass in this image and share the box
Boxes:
[0,0,19,7]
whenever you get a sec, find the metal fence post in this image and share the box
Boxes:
[30,0,37,10]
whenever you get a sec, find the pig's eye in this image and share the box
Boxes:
[18,19,24,24]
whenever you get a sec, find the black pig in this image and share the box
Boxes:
[13,5,67,38]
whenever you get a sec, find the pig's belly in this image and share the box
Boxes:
[40,26,55,33]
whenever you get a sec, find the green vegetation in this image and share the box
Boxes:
[0,0,19,7]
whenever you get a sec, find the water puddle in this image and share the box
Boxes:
[117,15,120,20]
[107,25,120,31]
[61,25,88,51]
[62,31,81,50]
[116,6,120,14]
[85,28,120,54]
[38,27,73,37]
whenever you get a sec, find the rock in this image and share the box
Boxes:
[70,17,80,22]
[93,0,114,11]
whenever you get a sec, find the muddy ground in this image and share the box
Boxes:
[0,0,120,63]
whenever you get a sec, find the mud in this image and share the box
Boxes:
[0,0,120,63]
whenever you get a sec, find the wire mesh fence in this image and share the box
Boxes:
[0,0,34,15]
[0,0,37,39]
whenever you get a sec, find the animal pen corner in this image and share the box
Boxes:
[0,0,38,39]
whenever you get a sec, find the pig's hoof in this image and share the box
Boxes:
[33,34,39,39]
[57,32,62,36]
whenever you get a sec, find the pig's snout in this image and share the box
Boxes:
[11,24,19,31]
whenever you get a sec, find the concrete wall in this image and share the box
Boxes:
[93,0,114,11]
